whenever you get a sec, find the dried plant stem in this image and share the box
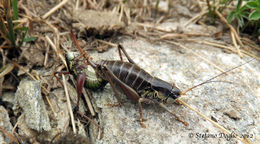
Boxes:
[215,10,243,47]
[44,44,50,67]
[97,39,117,47]
[0,64,14,78]
[62,74,76,134]
[82,88,95,116]
[42,0,69,19]
[45,36,67,67]
[12,113,25,133]
[12,62,57,116]
[184,10,207,27]
[230,30,242,57]
[0,127,19,144]
[192,40,260,61]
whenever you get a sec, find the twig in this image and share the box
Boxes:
[230,30,242,57]
[119,3,124,23]
[97,39,117,47]
[12,62,57,116]
[0,127,19,144]
[193,40,260,61]
[215,10,243,47]
[12,113,25,133]
[42,0,69,19]
[184,10,208,27]
[0,64,14,78]
[82,88,95,116]
[44,44,50,67]
[45,36,67,68]
[43,21,61,61]
[241,38,260,51]
[124,7,131,25]
[62,74,76,134]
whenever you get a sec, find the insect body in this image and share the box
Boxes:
[66,41,188,127]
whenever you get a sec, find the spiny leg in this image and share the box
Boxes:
[101,66,122,107]
[138,98,152,128]
[101,65,145,128]
[153,100,189,126]
[75,73,86,111]
[118,44,136,64]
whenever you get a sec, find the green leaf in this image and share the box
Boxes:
[7,18,16,47]
[237,15,245,27]
[236,0,243,10]
[17,27,28,32]
[12,0,18,20]
[240,5,249,12]
[246,1,258,9]
[249,10,260,20]
[227,11,236,22]
[23,37,37,42]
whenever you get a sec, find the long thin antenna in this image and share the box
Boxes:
[181,58,255,95]
[70,30,89,61]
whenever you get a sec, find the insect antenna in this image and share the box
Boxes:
[175,59,255,144]
[181,58,255,95]
[70,30,97,69]
[70,30,89,61]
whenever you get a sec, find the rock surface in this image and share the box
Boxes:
[13,79,51,132]
[0,106,13,144]
[87,38,260,143]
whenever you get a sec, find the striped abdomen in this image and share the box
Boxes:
[100,60,153,93]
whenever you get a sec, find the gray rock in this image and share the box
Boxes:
[0,106,13,144]
[86,39,260,143]
[2,92,15,109]
[14,79,51,132]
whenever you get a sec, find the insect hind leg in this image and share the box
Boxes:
[118,44,136,65]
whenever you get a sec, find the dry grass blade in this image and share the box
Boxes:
[184,10,208,27]
[0,17,12,47]
[0,63,14,78]
[215,10,243,47]
[42,0,69,19]
[230,31,242,57]
[241,38,260,51]
[77,111,104,138]
[12,113,25,133]
[97,39,117,47]
[177,99,253,144]
[45,36,67,68]
[82,87,95,116]
[192,40,260,61]
[12,62,57,116]
[62,74,76,134]
[0,127,19,144]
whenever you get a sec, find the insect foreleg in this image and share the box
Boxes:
[138,98,153,128]
[101,66,123,107]
[75,73,86,110]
